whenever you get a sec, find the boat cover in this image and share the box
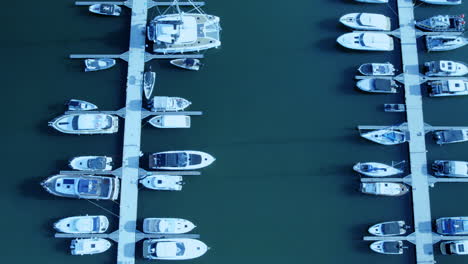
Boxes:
[156,153,188,167]
[88,157,108,170]
[373,79,393,91]
[188,154,201,165]
[381,222,401,235]
[382,241,401,254]
[440,130,465,142]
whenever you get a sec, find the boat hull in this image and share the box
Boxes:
[143,218,196,234]
[41,175,120,200]
[149,150,215,170]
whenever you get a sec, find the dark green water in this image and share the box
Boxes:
[1,1,468,264]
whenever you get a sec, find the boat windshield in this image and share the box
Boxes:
[176,242,185,256]
[188,154,202,165]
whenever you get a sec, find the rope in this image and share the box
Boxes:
[86,199,120,218]
[386,2,398,17]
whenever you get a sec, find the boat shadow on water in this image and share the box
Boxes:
[19,177,56,200]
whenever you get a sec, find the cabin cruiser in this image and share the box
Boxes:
[140,175,183,191]
[143,238,208,260]
[69,156,113,171]
[416,14,465,32]
[432,160,468,177]
[144,66,156,100]
[370,241,404,255]
[54,215,109,234]
[360,182,409,196]
[358,62,395,76]
[149,151,215,170]
[353,162,403,177]
[49,114,119,134]
[425,60,468,76]
[420,0,462,5]
[426,36,468,51]
[150,96,191,112]
[41,175,120,200]
[354,0,388,3]
[71,238,111,255]
[143,218,196,234]
[88,4,122,16]
[437,217,468,235]
[67,99,98,111]
[84,59,116,72]
[433,129,468,145]
[149,115,191,128]
[441,240,468,255]
[368,221,407,236]
[170,58,202,71]
[337,33,394,51]
[361,129,407,145]
[429,80,468,97]
[356,79,398,93]
[339,13,391,31]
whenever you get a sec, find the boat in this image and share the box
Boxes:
[368,221,407,236]
[416,15,465,32]
[144,66,156,100]
[432,160,468,177]
[370,241,404,255]
[339,13,391,31]
[67,99,98,111]
[337,33,394,51]
[441,240,468,255]
[69,156,113,171]
[425,60,468,76]
[148,115,191,128]
[84,59,116,72]
[143,218,196,234]
[150,96,191,112]
[88,4,122,16]
[436,217,468,235]
[70,238,111,255]
[361,129,407,145]
[140,175,184,191]
[41,175,120,200]
[170,58,202,71]
[433,129,468,145]
[149,150,215,170]
[356,79,398,93]
[360,183,409,196]
[354,0,388,3]
[358,62,395,76]
[353,162,403,177]
[143,238,208,260]
[54,215,109,234]
[384,104,406,112]
[426,36,468,51]
[48,114,119,134]
[420,0,462,5]
[429,80,468,97]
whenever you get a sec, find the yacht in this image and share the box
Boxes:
[150,96,191,112]
[420,0,462,4]
[88,4,122,16]
[416,15,465,32]
[149,151,215,170]
[149,115,191,128]
[432,160,468,177]
[140,175,183,191]
[360,182,409,196]
[339,13,391,31]
[358,62,395,76]
[54,215,109,234]
[361,129,407,145]
[425,60,468,76]
[368,221,407,236]
[433,129,468,144]
[337,33,394,51]
[144,66,156,100]
[71,238,111,255]
[370,241,404,255]
[426,36,468,51]
[437,217,468,235]
[41,175,120,200]
[441,240,468,255]
[69,156,113,171]
[84,59,116,72]
[353,162,403,177]
[170,58,202,71]
[67,99,98,111]
[49,114,119,134]
[143,218,196,234]
[356,79,398,93]
[354,0,388,3]
[429,80,468,97]
[143,238,208,260]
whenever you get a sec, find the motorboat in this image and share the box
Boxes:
[354,0,388,3]
[337,33,394,51]
[54,215,109,234]
[144,66,156,100]
[416,15,465,32]
[71,238,111,255]
[358,62,395,76]
[339,13,391,31]
[360,182,409,196]
[441,240,468,255]
[143,218,196,234]
[425,60,468,76]
[41,175,120,200]
[384,104,406,112]
[84,59,116,72]
[140,175,183,191]
[433,129,468,144]
[170,58,202,71]
[353,162,403,177]
[426,36,468,51]
[437,217,468,235]
[67,99,98,111]
[368,221,407,236]
[148,115,191,128]
[429,80,468,97]
[88,4,122,16]
[370,241,404,255]
[48,114,119,134]
[143,238,208,260]
[356,79,398,93]
[420,0,462,5]
[69,156,113,171]
[150,96,191,112]
[361,129,407,145]
[149,151,215,170]
[432,160,468,177]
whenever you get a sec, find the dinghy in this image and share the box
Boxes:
[360,182,409,196]
[148,115,191,128]
[140,175,183,191]
[370,241,404,255]
[69,156,113,171]
[339,13,391,31]
[89,4,122,16]
[67,99,98,111]
[149,151,215,170]
[353,162,403,177]
[143,238,208,260]
[358,62,395,76]
[368,221,407,236]
[143,66,156,100]
[170,58,202,71]
[384,104,405,112]
[54,215,109,234]
[143,218,196,234]
[84,59,116,72]
[150,96,191,112]
[71,238,112,255]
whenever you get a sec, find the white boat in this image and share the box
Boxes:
[368,221,407,236]
[149,150,215,170]
[420,0,461,5]
[143,238,208,260]
[370,241,404,255]
[144,66,156,100]
[358,62,395,76]
[353,162,403,177]
[416,15,465,32]
[339,13,391,31]
[143,218,196,234]
[337,33,394,51]
[426,36,468,51]
[429,80,468,97]
[360,182,409,196]
[48,114,119,134]
[88,4,122,16]
[69,156,113,171]
[54,215,109,234]
[140,175,183,191]
[70,238,111,255]
[41,175,120,200]
[354,0,388,3]
[437,217,468,235]
[441,240,468,255]
[361,129,407,145]
[170,58,202,71]
[434,129,468,144]
[356,79,398,93]
[432,160,468,177]
[425,60,468,77]
[148,115,191,128]
[84,59,116,72]
[150,96,191,112]
[67,99,98,111]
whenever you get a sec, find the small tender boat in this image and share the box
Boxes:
[356,79,398,93]
[358,63,395,76]
[426,36,468,51]
[88,4,122,16]
[140,175,183,191]
[337,33,394,51]
[384,104,406,112]
[416,15,465,32]
[71,238,111,255]
[143,66,156,100]
[67,99,98,111]
[143,218,196,234]
[425,60,468,76]
[41,175,120,200]
[54,215,109,234]
[353,162,403,177]
[143,238,208,260]
[361,129,407,145]
[84,59,116,72]
[370,241,404,255]
[170,58,202,71]
[433,129,468,145]
[432,160,468,177]
[340,13,391,31]
[368,221,407,236]
[420,0,462,5]
[429,80,468,97]
[149,151,215,170]
[437,217,468,235]
[441,240,468,255]
[69,156,113,171]
[48,114,119,135]
[354,0,388,3]
[150,96,191,112]
[148,115,191,128]
[360,183,409,196]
